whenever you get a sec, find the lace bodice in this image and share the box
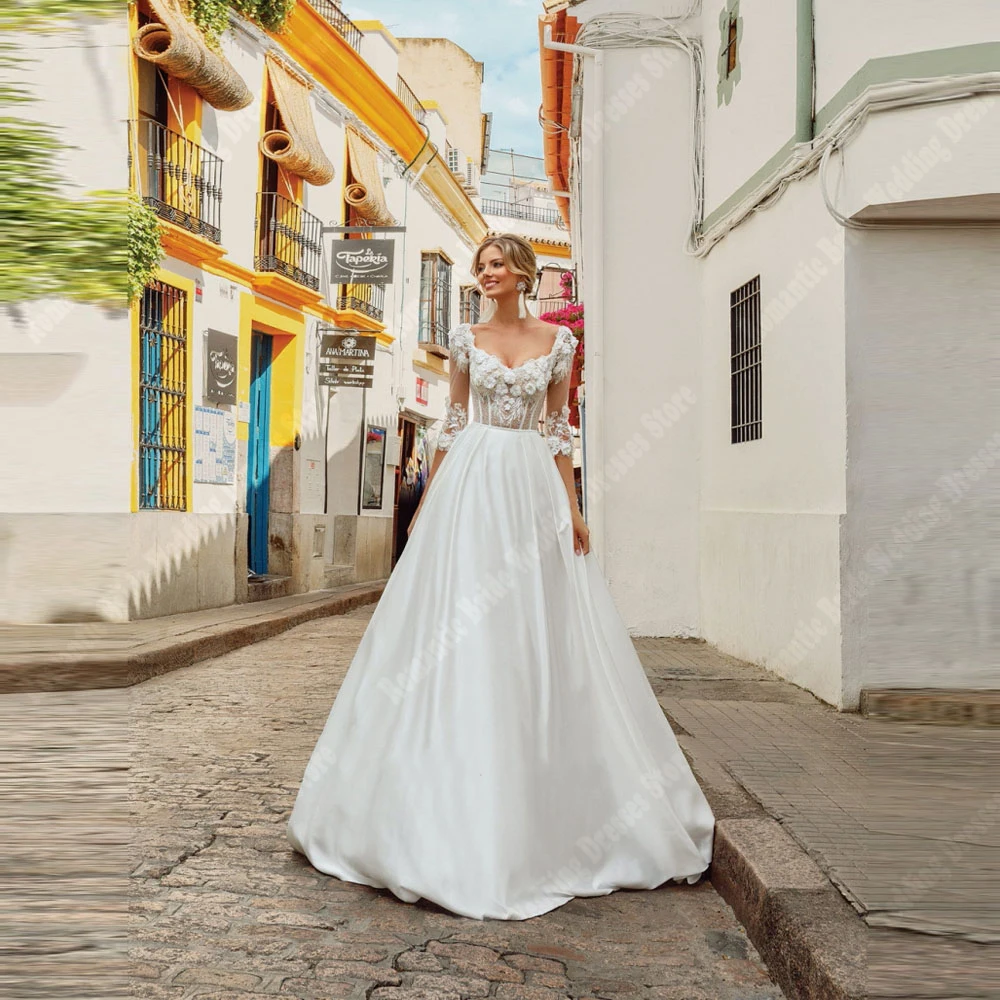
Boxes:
[450,323,576,429]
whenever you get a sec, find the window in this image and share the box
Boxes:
[460,284,482,326]
[717,0,742,106]
[724,17,738,76]
[139,280,189,509]
[419,251,453,353]
[730,276,761,444]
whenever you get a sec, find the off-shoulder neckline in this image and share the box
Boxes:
[457,322,571,374]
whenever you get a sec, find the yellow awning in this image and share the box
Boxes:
[260,55,335,187]
[345,127,396,228]
[133,0,252,112]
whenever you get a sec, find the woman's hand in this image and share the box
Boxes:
[571,508,590,555]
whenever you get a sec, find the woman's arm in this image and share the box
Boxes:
[544,351,589,555]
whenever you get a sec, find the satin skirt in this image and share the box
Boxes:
[287,421,715,920]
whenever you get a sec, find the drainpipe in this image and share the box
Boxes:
[542,24,607,564]
[796,0,815,143]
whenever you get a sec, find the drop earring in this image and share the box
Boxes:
[517,280,528,319]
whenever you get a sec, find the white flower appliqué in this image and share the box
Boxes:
[437,400,467,451]
[544,404,573,456]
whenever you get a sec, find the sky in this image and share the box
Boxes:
[344,0,546,157]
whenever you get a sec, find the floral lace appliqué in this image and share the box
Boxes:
[437,400,467,451]
[544,405,573,456]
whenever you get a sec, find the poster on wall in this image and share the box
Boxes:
[194,406,236,484]
[362,425,386,510]
[205,330,238,404]
[301,457,325,515]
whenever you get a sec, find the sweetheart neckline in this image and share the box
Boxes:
[463,323,568,373]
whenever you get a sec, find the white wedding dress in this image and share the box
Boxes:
[287,322,715,920]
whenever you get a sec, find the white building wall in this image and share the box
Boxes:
[813,0,1000,111]
[843,228,998,700]
[358,28,400,88]
[701,0,798,215]
[828,96,1000,221]
[581,43,703,635]
[699,176,847,707]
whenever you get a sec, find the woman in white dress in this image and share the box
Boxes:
[287,234,715,921]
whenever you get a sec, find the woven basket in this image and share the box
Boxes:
[258,56,334,186]
[345,129,395,227]
[133,0,252,112]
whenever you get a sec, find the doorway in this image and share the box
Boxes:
[247,331,273,576]
[391,416,433,565]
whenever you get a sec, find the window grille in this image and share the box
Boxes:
[419,253,452,348]
[139,280,188,509]
[460,285,482,326]
[730,275,761,443]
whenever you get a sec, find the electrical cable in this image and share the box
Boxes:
[562,10,999,253]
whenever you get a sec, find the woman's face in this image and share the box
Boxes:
[475,245,519,300]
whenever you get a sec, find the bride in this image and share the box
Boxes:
[287,233,715,921]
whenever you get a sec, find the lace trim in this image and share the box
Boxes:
[437,400,468,451]
[449,324,473,373]
[550,327,576,383]
[544,404,573,456]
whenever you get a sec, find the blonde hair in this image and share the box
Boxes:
[471,234,537,293]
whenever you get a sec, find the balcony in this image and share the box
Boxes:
[310,0,363,52]
[132,118,223,243]
[480,198,561,227]
[337,281,385,322]
[395,75,425,122]
[255,192,323,291]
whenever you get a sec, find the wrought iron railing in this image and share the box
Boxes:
[535,296,573,316]
[395,75,425,122]
[131,118,223,243]
[337,281,385,322]
[255,193,323,291]
[481,198,561,226]
[310,0,363,52]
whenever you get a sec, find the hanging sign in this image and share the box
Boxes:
[205,330,238,404]
[329,239,395,284]
[318,331,376,388]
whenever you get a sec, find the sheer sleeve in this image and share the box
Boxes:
[544,326,576,457]
[436,325,471,452]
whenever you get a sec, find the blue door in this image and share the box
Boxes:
[247,332,273,576]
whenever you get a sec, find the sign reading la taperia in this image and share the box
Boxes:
[329,239,395,284]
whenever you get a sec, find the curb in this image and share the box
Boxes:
[0,582,385,694]
[709,818,866,1000]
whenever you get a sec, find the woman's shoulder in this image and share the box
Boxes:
[529,320,576,350]
[448,323,474,369]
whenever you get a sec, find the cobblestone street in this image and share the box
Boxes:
[121,605,781,1000]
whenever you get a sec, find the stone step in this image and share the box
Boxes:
[860,688,1000,727]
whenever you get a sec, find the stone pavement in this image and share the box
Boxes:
[635,638,999,999]
[1,606,783,1000]
[0,581,385,693]
[5,599,994,999]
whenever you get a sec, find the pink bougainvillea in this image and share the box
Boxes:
[540,295,584,428]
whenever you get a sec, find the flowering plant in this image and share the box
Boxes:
[540,286,584,427]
